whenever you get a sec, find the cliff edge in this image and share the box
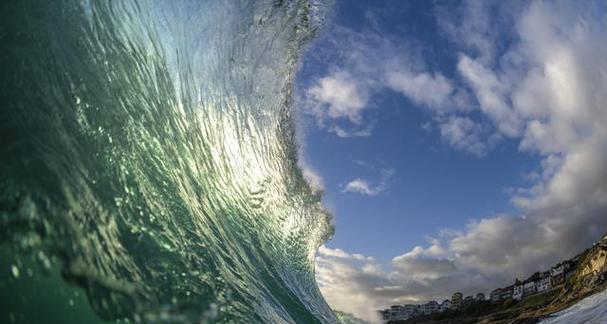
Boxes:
[537,233,607,317]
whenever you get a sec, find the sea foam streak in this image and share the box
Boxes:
[0,0,336,323]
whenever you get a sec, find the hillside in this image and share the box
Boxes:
[389,233,607,324]
[516,232,607,322]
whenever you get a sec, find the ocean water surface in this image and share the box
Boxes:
[541,289,607,324]
[0,0,338,323]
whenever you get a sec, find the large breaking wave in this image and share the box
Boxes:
[0,0,337,323]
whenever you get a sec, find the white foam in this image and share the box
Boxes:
[541,289,607,323]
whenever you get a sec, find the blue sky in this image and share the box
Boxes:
[297,0,540,262]
[296,0,607,321]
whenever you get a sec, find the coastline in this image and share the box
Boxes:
[384,233,607,324]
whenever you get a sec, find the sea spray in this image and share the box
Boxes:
[0,0,337,323]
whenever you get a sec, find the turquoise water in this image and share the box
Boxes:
[0,0,337,323]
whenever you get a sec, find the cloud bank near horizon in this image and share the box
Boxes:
[311,1,607,322]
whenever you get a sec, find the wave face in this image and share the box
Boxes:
[0,0,336,323]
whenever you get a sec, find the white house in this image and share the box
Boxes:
[490,289,502,303]
[551,264,564,277]
[422,301,439,315]
[451,292,463,309]
[464,296,475,305]
[389,305,408,321]
[513,284,524,300]
[523,281,537,296]
[551,262,573,286]
[500,286,513,300]
[537,272,552,293]
[403,304,418,315]
[439,300,451,312]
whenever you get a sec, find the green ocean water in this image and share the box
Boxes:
[0,0,337,323]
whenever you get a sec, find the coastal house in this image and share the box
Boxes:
[422,301,439,315]
[513,283,524,300]
[402,304,418,319]
[390,305,407,320]
[403,304,418,315]
[379,309,390,322]
[551,263,566,285]
[551,263,565,277]
[490,289,502,303]
[379,251,586,323]
[523,280,537,296]
[410,304,423,318]
[451,292,463,309]
[464,296,475,305]
[381,299,447,322]
[549,260,578,286]
[537,272,552,293]
[385,304,422,321]
[439,300,451,312]
[564,260,577,280]
[499,285,513,300]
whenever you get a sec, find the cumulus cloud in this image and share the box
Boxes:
[318,245,375,262]
[445,0,607,271]
[308,71,369,124]
[316,255,392,323]
[301,28,393,137]
[457,55,522,137]
[316,0,607,321]
[328,124,374,139]
[316,239,490,323]
[343,179,377,196]
[386,71,454,110]
[392,246,456,281]
[438,116,496,157]
[302,24,470,140]
[435,1,518,66]
[342,169,394,196]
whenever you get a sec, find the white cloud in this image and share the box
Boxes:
[437,0,607,278]
[318,245,375,262]
[318,245,351,259]
[343,179,378,196]
[302,25,469,139]
[328,124,374,138]
[392,246,456,281]
[438,116,499,157]
[315,239,489,323]
[342,169,394,196]
[448,0,607,271]
[386,71,454,110]
[315,256,391,323]
[308,71,369,124]
[301,28,395,137]
[457,55,522,137]
[435,1,515,66]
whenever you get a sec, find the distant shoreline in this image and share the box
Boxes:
[382,233,607,324]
